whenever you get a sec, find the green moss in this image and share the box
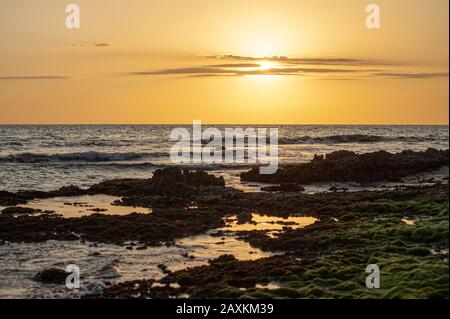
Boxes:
[261,199,449,299]
[406,247,431,256]
[334,281,362,291]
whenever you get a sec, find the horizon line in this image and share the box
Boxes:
[0,123,448,126]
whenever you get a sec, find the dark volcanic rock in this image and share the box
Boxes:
[87,255,299,298]
[236,211,253,224]
[0,207,232,245]
[241,148,449,184]
[0,168,237,209]
[150,167,224,196]
[0,191,28,206]
[118,168,241,208]
[0,186,86,207]
[88,178,150,196]
[87,168,226,199]
[93,254,291,298]
[34,268,68,284]
[329,185,348,192]
[262,183,305,192]
[1,206,41,216]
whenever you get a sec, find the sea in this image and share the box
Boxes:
[0,124,448,298]
[0,125,448,192]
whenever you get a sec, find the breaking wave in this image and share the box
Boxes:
[0,151,168,163]
[277,134,436,145]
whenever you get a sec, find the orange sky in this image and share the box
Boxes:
[0,0,448,124]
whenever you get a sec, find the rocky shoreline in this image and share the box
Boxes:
[241,148,449,184]
[86,183,448,299]
[0,149,448,299]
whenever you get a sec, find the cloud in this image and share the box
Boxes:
[375,72,449,79]
[4,55,444,82]
[70,42,112,48]
[132,67,229,75]
[0,75,69,80]
[205,54,384,66]
[128,55,446,80]
[93,43,112,48]
[206,63,262,68]
[129,64,377,78]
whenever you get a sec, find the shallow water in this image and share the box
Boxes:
[215,166,449,194]
[1,212,316,298]
[221,214,318,232]
[21,195,150,218]
[0,236,272,298]
[255,282,282,290]
[402,218,416,225]
[220,213,318,239]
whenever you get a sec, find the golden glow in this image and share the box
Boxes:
[259,61,275,70]
[0,0,448,124]
[244,39,283,57]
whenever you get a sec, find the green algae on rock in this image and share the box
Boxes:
[87,184,449,299]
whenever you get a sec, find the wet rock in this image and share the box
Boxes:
[237,212,253,224]
[34,268,68,284]
[1,206,41,216]
[87,208,108,213]
[52,185,85,197]
[88,178,150,196]
[312,154,324,162]
[89,252,101,257]
[182,252,195,259]
[262,183,305,192]
[87,281,106,294]
[149,167,224,197]
[208,254,237,265]
[0,208,225,244]
[1,168,239,211]
[241,148,449,184]
[115,167,242,207]
[158,264,172,275]
[84,182,449,299]
[163,167,223,186]
[0,191,28,206]
[329,186,349,192]
[99,168,241,208]
[0,186,86,207]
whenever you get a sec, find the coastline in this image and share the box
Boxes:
[0,148,448,299]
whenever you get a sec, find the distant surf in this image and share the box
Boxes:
[0,151,166,163]
[277,134,438,145]
[0,125,447,191]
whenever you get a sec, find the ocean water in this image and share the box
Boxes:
[0,125,448,299]
[0,125,448,192]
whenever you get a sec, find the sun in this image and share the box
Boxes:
[243,60,278,79]
[259,61,274,70]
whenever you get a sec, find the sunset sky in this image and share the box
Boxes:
[0,0,448,124]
